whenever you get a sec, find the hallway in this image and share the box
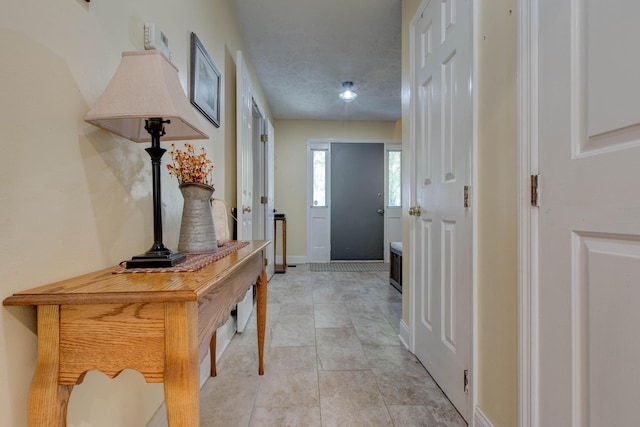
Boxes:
[199,264,466,426]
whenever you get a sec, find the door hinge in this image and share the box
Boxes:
[265,258,268,267]
[260,134,268,143]
[530,174,539,207]
[463,185,470,208]
[464,369,469,394]
[260,196,268,204]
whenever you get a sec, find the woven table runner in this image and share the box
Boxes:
[113,241,250,274]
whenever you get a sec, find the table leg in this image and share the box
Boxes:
[28,305,73,427]
[209,330,217,377]
[256,263,267,375]
[164,301,199,427]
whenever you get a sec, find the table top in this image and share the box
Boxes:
[3,241,269,307]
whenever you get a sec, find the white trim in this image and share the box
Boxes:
[236,288,253,332]
[307,138,401,145]
[474,406,497,427]
[518,0,539,426]
[288,256,307,265]
[277,255,306,265]
[398,319,410,349]
[146,406,165,427]
[471,0,480,424]
[407,0,422,358]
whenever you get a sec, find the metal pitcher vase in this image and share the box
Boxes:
[178,183,218,253]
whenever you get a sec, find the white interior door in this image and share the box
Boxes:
[535,1,640,425]
[236,51,253,240]
[410,0,473,420]
[265,119,275,278]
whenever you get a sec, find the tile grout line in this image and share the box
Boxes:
[201,267,464,426]
[312,275,324,426]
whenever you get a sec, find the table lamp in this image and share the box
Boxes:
[85,50,209,268]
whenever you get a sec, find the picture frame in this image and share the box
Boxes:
[190,32,221,128]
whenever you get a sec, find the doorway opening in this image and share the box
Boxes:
[306,139,401,264]
[235,51,275,279]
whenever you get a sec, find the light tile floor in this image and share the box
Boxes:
[200,264,467,427]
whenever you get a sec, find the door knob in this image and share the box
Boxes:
[377,209,385,215]
[242,206,251,213]
[409,206,423,217]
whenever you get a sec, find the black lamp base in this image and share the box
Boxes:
[125,250,186,269]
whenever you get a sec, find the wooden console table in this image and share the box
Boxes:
[3,240,269,427]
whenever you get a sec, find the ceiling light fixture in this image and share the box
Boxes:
[339,81,357,102]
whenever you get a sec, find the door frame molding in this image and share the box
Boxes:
[306,138,401,263]
[250,106,276,280]
[517,0,538,426]
[236,51,275,279]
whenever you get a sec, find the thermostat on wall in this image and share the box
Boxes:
[144,23,171,61]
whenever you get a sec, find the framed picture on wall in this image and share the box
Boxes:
[190,32,221,127]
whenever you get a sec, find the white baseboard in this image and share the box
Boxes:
[146,406,166,427]
[276,255,306,265]
[474,406,496,427]
[398,319,410,349]
[236,287,254,332]
[146,316,237,427]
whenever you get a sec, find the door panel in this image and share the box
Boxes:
[537,1,640,425]
[441,220,456,352]
[309,215,329,261]
[411,0,472,419]
[419,219,433,330]
[577,235,640,426]
[330,143,384,260]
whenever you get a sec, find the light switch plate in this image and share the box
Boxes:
[144,23,171,61]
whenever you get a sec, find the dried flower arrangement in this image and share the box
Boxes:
[167,143,215,186]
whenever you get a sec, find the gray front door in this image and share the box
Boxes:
[330,143,384,260]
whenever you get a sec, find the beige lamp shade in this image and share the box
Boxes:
[84,50,208,142]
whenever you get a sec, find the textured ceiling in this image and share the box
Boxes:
[233,0,402,122]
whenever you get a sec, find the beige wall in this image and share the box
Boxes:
[476,0,518,425]
[401,0,518,425]
[273,120,400,259]
[0,1,268,426]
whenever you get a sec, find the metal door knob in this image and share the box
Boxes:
[409,206,423,217]
[377,209,385,215]
[242,206,251,213]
